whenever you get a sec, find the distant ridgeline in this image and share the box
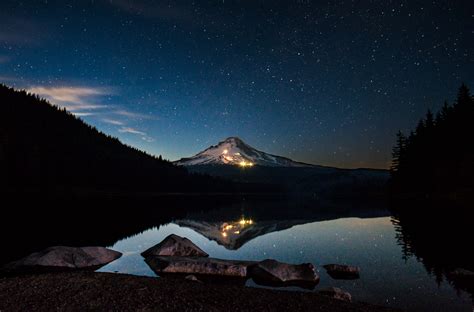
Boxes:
[390,84,474,205]
[0,84,244,194]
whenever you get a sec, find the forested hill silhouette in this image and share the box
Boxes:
[0,84,238,194]
[390,84,474,206]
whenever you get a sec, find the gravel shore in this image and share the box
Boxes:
[0,272,400,312]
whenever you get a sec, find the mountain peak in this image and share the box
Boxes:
[222,137,245,145]
[224,136,241,142]
[174,137,313,168]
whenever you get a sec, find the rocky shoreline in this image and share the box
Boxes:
[0,234,404,311]
[0,271,400,312]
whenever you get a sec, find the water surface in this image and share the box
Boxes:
[99,214,472,311]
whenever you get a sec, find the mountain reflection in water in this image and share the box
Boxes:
[2,195,473,311]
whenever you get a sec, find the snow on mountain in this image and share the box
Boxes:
[174,137,313,167]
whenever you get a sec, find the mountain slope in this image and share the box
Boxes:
[0,84,231,193]
[175,137,313,167]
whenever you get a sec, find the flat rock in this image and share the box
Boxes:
[249,259,319,289]
[145,256,254,278]
[2,246,122,273]
[141,234,208,258]
[319,287,352,302]
[323,264,360,280]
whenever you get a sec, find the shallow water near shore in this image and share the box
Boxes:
[97,204,472,312]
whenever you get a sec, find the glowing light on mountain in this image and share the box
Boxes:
[223,149,228,154]
[239,160,253,167]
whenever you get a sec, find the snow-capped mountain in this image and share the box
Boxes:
[174,137,313,167]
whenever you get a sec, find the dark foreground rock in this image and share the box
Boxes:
[142,234,209,257]
[145,256,254,278]
[249,259,319,289]
[323,264,360,280]
[319,287,352,302]
[0,272,400,312]
[2,246,121,273]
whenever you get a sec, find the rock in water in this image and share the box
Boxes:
[323,264,360,280]
[141,234,209,258]
[145,256,253,278]
[249,259,319,289]
[2,246,122,273]
[318,287,352,302]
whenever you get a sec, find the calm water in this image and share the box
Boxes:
[98,214,472,311]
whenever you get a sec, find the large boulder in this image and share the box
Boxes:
[318,287,352,302]
[323,264,360,280]
[249,259,319,289]
[2,246,122,273]
[141,234,208,258]
[145,256,254,278]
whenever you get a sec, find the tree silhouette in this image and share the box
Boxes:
[390,84,474,203]
[390,130,406,174]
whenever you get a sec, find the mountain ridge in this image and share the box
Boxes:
[174,137,314,167]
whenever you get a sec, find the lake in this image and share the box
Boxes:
[2,195,472,311]
[94,198,471,312]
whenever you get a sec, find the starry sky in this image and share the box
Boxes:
[0,0,472,169]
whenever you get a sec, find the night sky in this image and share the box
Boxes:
[0,1,472,169]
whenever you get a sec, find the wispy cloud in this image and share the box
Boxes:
[73,112,97,117]
[28,86,109,112]
[118,126,146,135]
[101,118,125,125]
[113,109,155,120]
[118,126,154,142]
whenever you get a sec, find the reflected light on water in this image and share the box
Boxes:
[221,217,254,238]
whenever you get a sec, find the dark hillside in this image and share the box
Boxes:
[0,84,231,193]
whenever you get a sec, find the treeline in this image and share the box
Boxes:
[390,84,474,202]
[0,84,246,193]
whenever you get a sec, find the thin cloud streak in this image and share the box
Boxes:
[118,126,154,142]
[102,118,125,125]
[114,109,156,120]
[73,112,98,117]
[118,126,146,136]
